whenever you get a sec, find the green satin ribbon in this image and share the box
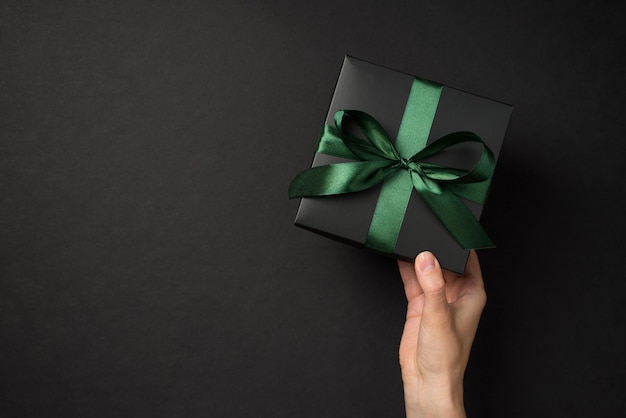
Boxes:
[289,80,496,252]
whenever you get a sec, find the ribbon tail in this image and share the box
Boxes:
[411,172,495,249]
[288,160,398,198]
[445,179,492,204]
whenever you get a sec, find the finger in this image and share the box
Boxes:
[463,250,486,298]
[456,250,487,316]
[414,251,450,322]
[464,250,482,280]
[398,259,423,301]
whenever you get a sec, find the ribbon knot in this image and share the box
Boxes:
[399,158,412,170]
[289,109,496,251]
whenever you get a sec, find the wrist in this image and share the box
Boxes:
[403,377,466,418]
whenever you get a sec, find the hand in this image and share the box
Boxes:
[398,250,486,418]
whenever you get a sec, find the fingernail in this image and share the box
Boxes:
[418,251,436,273]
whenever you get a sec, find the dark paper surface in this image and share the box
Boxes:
[2,2,626,417]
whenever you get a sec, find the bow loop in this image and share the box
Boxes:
[334,110,401,162]
[408,131,495,185]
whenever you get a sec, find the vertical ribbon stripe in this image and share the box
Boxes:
[364,79,442,253]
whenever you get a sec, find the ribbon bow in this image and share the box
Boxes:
[288,109,496,251]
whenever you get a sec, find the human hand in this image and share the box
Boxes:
[398,250,486,418]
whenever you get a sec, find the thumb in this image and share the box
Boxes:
[415,251,450,322]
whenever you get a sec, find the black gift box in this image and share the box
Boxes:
[293,56,512,273]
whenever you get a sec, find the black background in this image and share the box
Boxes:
[1,1,624,417]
